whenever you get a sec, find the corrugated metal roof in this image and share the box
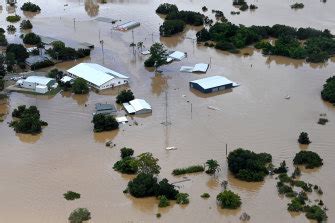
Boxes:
[169,51,186,60]
[190,76,233,90]
[67,63,129,87]
[192,63,209,73]
[24,76,55,85]
[123,99,151,114]
[123,103,136,114]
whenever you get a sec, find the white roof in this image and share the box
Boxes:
[116,116,128,123]
[36,85,48,89]
[24,76,54,85]
[60,76,73,83]
[67,63,129,87]
[141,50,150,55]
[169,51,186,60]
[123,99,151,113]
[180,66,194,73]
[193,63,209,73]
[190,76,234,90]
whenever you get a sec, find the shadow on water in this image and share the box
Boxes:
[151,73,169,96]
[189,88,233,98]
[128,196,157,213]
[72,93,89,106]
[16,133,42,144]
[227,173,264,192]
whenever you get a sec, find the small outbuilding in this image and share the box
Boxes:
[114,21,140,31]
[180,63,209,73]
[189,75,238,93]
[123,99,152,115]
[18,76,56,91]
[168,51,186,61]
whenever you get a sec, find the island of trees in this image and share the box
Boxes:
[20,2,41,12]
[321,76,335,105]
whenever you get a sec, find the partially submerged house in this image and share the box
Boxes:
[189,75,239,93]
[123,99,152,115]
[180,63,209,73]
[67,63,129,90]
[167,51,186,62]
[94,103,117,115]
[114,21,140,31]
[17,76,57,94]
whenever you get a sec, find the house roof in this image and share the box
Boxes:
[123,99,151,113]
[24,76,55,85]
[192,63,209,73]
[67,63,129,87]
[190,76,233,90]
[169,51,186,60]
[95,103,117,112]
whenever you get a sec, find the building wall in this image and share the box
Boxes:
[135,109,152,115]
[190,82,233,93]
[99,78,128,90]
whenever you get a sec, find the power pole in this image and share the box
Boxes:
[100,40,104,64]
[73,18,76,30]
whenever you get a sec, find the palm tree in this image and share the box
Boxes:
[205,159,220,175]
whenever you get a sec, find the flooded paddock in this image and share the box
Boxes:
[1,0,335,222]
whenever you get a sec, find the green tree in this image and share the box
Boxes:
[0,34,8,46]
[216,190,241,209]
[158,195,170,207]
[68,208,91,223]
[159,19,186,37]
[137,152,161,175]
[21,2,41,12]
[120,147,134,158]
[155,178,178,199]
[128,173,158,197]
[113,156,138,174]
[6,44,29,63]
[20,20,33,29]
[176,193,189,204]
[0,54,6,78]
[298,132,311,144]
[23,33,41,45]
[205,159,220,175]
[92,113,119,132]
[72,78,89,94]
[293,151,323,169]
[156,3,178,15]
[63,191,81,200]
[144,43,168,70]
[321,76,335,104]
[116,89,134,104]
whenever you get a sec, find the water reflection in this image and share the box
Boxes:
[129,196,156,213]
[93,129,119,143]
[266,56,304,68]
[72,93,89,106]
[85,0,99,17]
[227,173,264,192]
[151,73,169,96]
[16,132,42,144]
[216,206,240,216]
[23,11,39,19]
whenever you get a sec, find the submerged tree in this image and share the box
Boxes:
[298,132,311,144]
[144,43,168,71]
[205,159,220,175]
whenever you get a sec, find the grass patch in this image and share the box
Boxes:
[172,165,204,175]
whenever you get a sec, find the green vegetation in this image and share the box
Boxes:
[288,197,304,212]
[227,148,272,182]
[159,19,185,37]
[0,28,4,34]
[172,165,204,175]
[116,89,134,104]
[165,10,204,26]
[121,147,134,158]
[23,33,41,45]
[144,43,168,69]
[137,152,161,175]
[293,151,323,169]
[10,105,47,134]
[156,213,161,218]
[6,44,29,63]
[216,190,241,209]
[176,193,189,204]
[113,156,138,174]
[48,69,63,79]
[31,60,55,70]
[72,78,89,94]
[6,15,21,23]
[92,113,119,132]
[291,3,304,9]
[0,34,8,46]
[273,160,288,174]
[64,191,81,200]
[201,193,210,198]
[7,25,16,33]
[298,132,311,144]
[158,195,170,207]
[47,41,90,61]
[155,3,178,14]
[321,76,335,104]
[0,55,5,78]
[21,2,41,12]
[205,159,220,175]
[305,205,327,222]
[68,208,91,223]
[20,20,33,29]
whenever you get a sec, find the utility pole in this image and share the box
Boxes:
[98,29,101,41]
[73,18,76,30]
[100,40,104,64]
[191,102,193,119]
[225,144,228,158]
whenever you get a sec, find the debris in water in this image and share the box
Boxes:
[166,146,177,151]
[240,212,251,221]
[207,105,222,111]
[285,95,290,100]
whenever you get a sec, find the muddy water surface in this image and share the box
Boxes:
[1,0,335,222]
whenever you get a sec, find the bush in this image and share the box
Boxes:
[144,57,155,67]
[158,195,170,207]
[20,20,33,29]
[156,3,178,15]
[321,76,335,104]
[287,198,304,212]
[116,89,134,104]
[305,205,327,222]
[30,60,55,70]
[277,184,293,194]
[64,191,81,200]
[155,178,178,199]
[121,147,134,158]
[298,132,311,144]
[239,4,249,11]
[166,10,204,26]
[92,113,119,132]
[7,25,16,33]
[128,173,158,197]
[291,3,304,9]
[21,2,41,12]
[0,34,8,46]
[201,193,210,198]
[23,33,41,45]
[172,165,204,175]
[159,19,185,37]
[113,157,138,174]
[278,173,292,183]
[216,190,241,209]
[68,208,91,223]
[72,78,89,94]
[6,15,21,23]
[293,151,323,169]
[227,148,272,182]
[249,4,258,9]
[273,160,288,174]
[176,193,189,204]
[6,44,29,62]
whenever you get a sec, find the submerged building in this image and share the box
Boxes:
[189,75,238,93]
[17,76,56,94]
[123,99,152,115]
[67,63,129,91]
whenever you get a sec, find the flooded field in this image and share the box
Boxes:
[1,0,335,222]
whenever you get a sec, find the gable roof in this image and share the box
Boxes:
[190,76,233,90]
[67,63,129,87]
[24,76,55,85]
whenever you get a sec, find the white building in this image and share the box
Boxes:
[67,63,129,90]
[123,99,152,115]
[17,76,56,92]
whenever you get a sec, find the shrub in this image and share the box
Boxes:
[205,159,220,174]
[113,157,138,174]
[20,20,33,29]
[155,178,178,199]
[6,15,21,23]
[128,173,158,197]
[273,160,288,174]
[298,132,311,144]
[72,78,89,94]
[227,148,272,182]
[116,89,134,104]
[176,193,189,204]
[158,195,170,207]
[23,33,41,45]
[305,205,327,222]
[287,198,304,212]
[64,191,81,200]
[201,193,210,198]
[21,2,41,12]
[293,151,323,168]
[92,113,119,132]
[68,208,91,223]
[321,76,335,104]
[196,28,211,42]
[216,190,241,209]
[120,147,134,158]
[317,117,328,125]
[30,60,55,70]
[291,3,304,9]
[239,4,249,11]
[249,4,258,10]
[172,165,204,175]
[7,25,16,33]
[156,213,161,218]
[278,173,292,183]
[159,19,185,37]
[277,184,293,194]
[156,3,178,15]
[0,34,8,46]
[6,44,29,62]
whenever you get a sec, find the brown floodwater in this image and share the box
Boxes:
[1,0,335,222]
